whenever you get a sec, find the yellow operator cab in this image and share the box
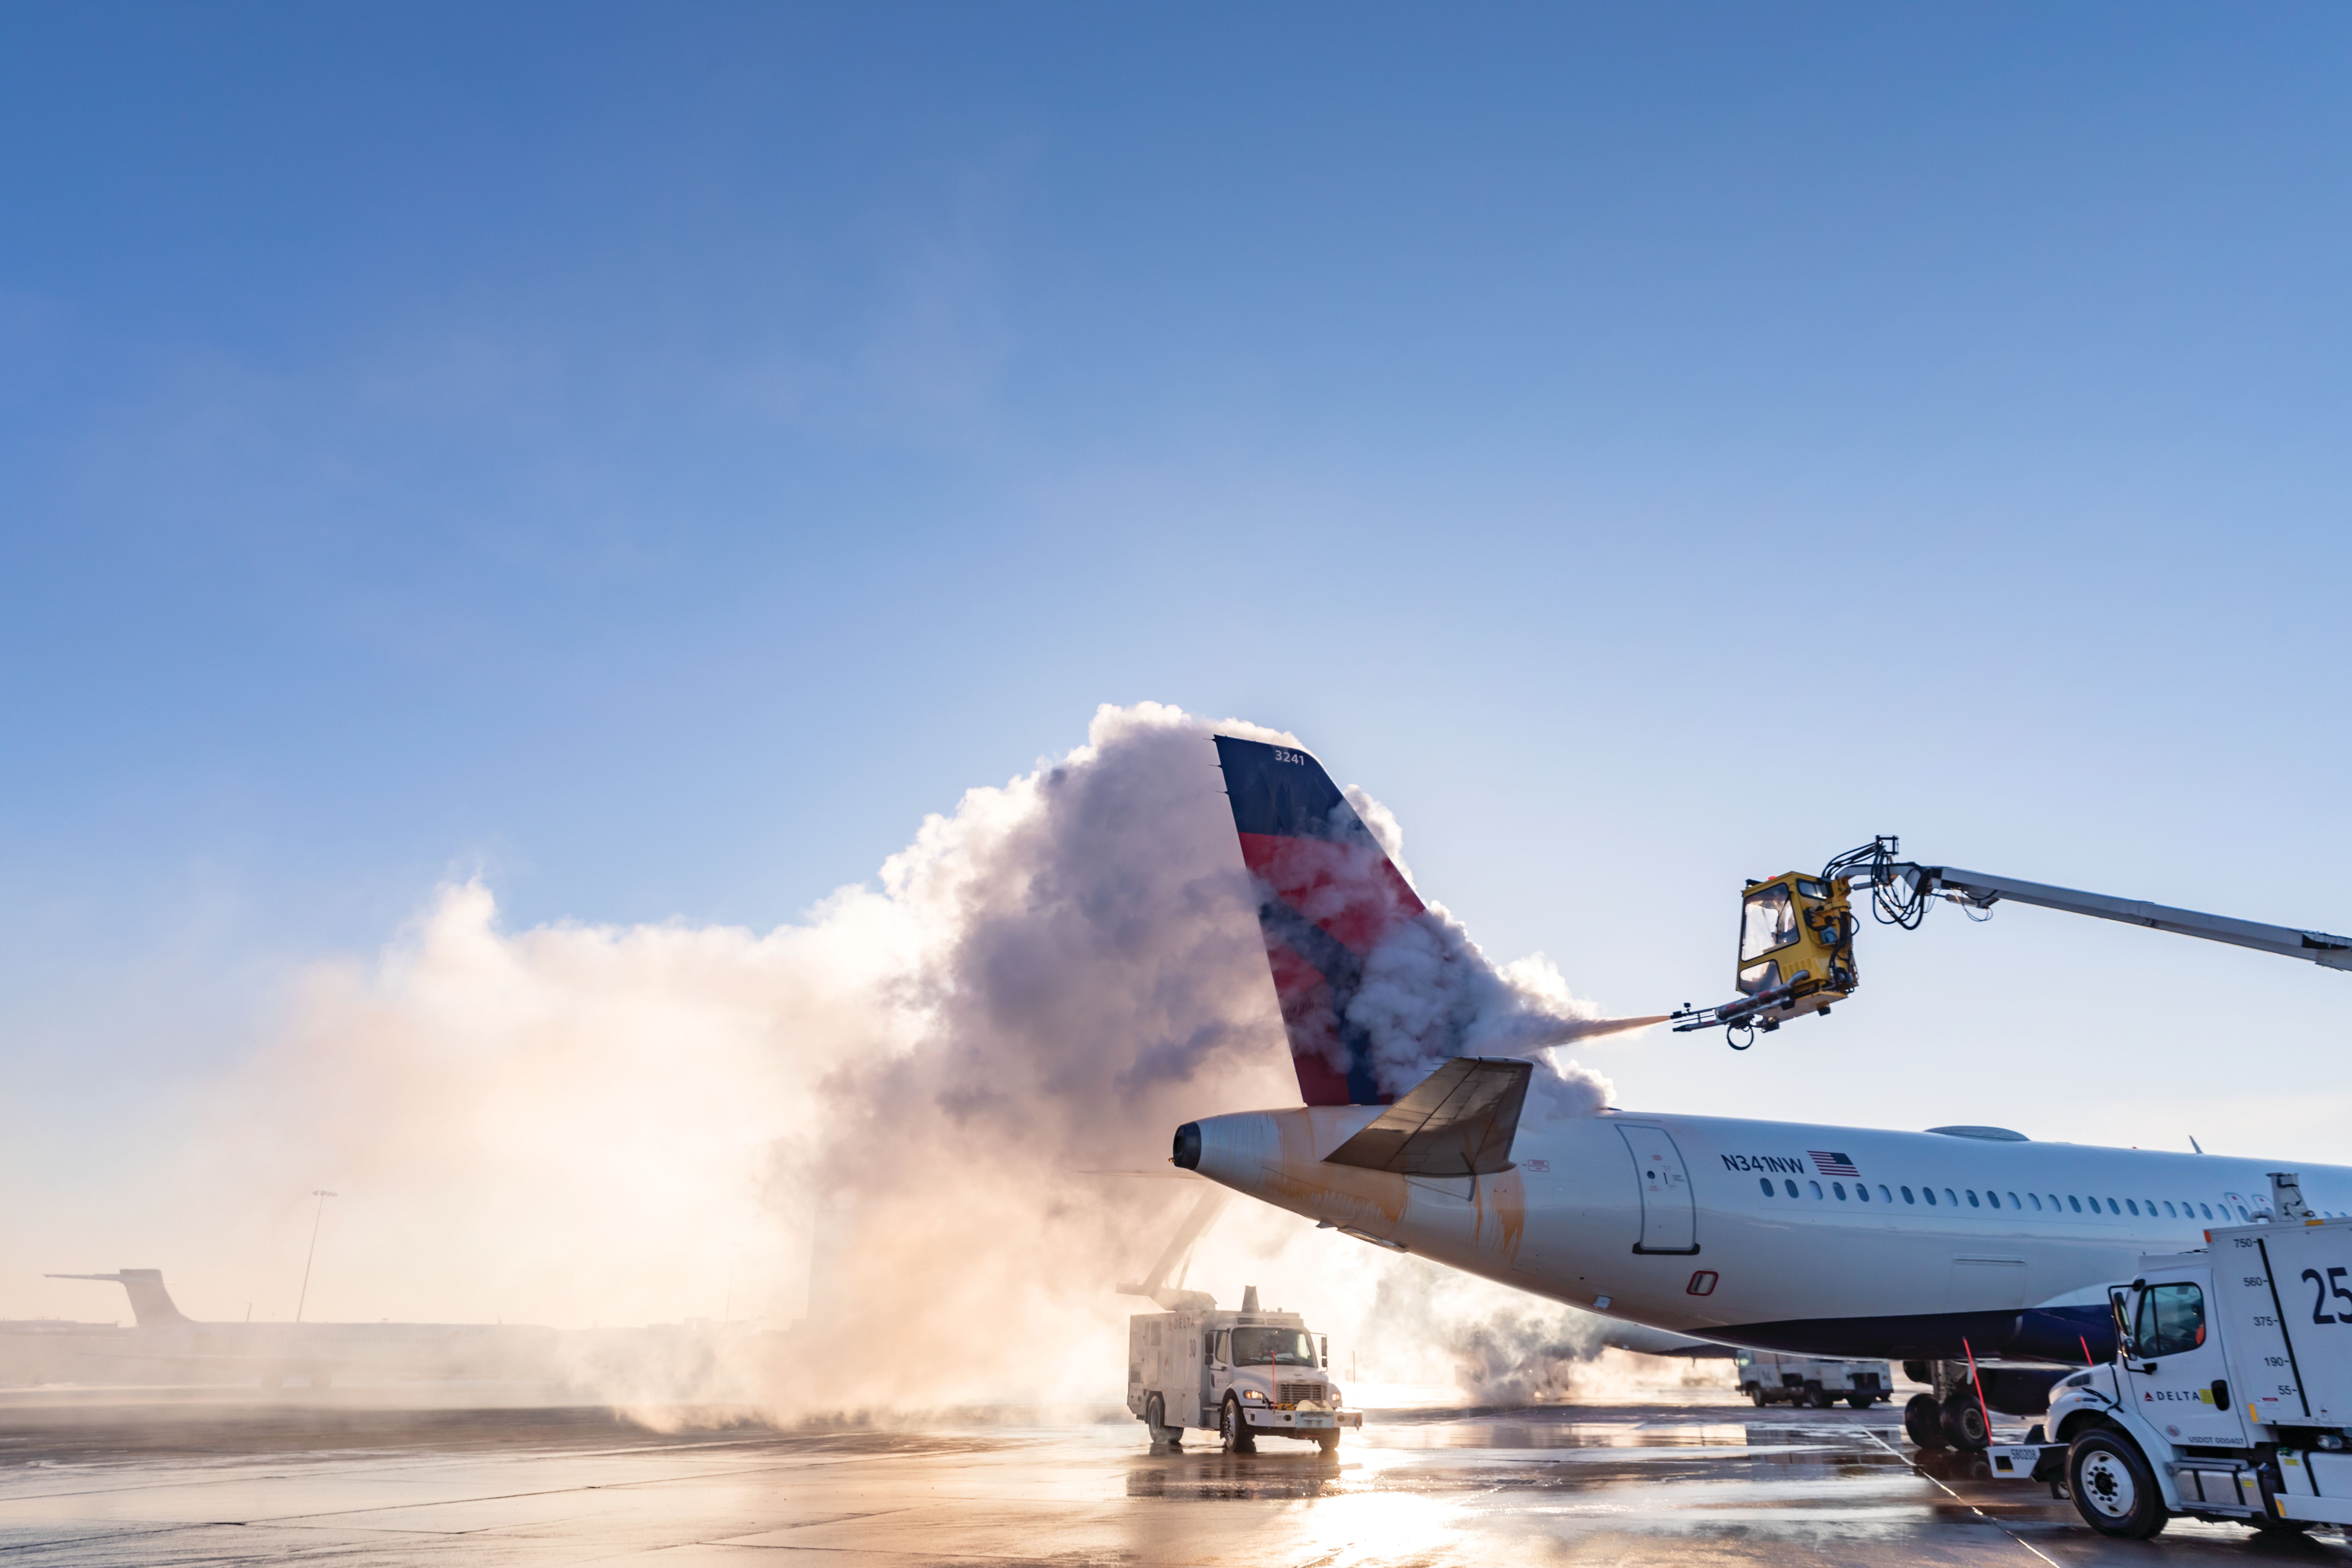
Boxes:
[1734,873,1858,1026]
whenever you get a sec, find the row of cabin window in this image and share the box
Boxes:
[1755,1176,2271,1223]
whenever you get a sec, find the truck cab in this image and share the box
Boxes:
[1127,1287,1363,1452]
[1992,1177,2352,1540]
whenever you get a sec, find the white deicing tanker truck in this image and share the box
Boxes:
[1127,1286,1362,1452]
[1987,1174,2352,1539]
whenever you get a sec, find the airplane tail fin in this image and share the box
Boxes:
[1213,736,1426,1105]
[1214,735,1663,1106]
[48,1269,190,1328]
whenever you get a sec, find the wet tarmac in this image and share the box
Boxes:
[0,1392,2344,1565]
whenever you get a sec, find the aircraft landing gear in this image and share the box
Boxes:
[1938,1395,1989,1449]
[1902,1362,1993,1452]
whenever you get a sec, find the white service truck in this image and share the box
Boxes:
[1989,1175,2352,1539]
[1127,1287,1362,1452]
[1733,1351,1895,1409]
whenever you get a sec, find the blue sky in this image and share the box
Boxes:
[5,4,2351,1165]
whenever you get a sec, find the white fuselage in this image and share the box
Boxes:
[1182,1105,2352,1362]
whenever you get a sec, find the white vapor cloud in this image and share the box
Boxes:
[42,702,1648,1413]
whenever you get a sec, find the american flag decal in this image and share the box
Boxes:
[1810,1151,1859,1177]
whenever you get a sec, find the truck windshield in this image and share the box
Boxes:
[1231,1328,1317,1367]
[2135,1283,2206,1358]
[1741,885,1799,961]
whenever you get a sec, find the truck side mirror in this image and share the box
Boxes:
[1320,1336,1329,1369]
[2109,1289,2136,1359]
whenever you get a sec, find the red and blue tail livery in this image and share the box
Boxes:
[1213,735,1425,1106]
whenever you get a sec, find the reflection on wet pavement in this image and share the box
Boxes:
[0,1394,2342,1564]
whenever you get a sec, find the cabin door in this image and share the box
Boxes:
[1618,1125,1699,1254]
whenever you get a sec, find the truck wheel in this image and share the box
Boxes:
[1806,1384,1835,1409]
[1315,1430,1341,1455]
[1144,1394,1176,1445]
[1845,1392,1871,1411]
[1747,1384,1767,1407]
[1903,1393,1947,1449]
[1939,1395,1989,1451]
[1219,1394,1255,1454]
[2067,1430,2168,1539]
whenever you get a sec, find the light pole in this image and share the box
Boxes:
[294,1190,337,1323]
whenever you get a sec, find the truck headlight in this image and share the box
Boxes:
[1242,1389,1266,1401]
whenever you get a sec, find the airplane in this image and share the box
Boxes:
[48,1270,559,1387]
[1174,736,2352,1448]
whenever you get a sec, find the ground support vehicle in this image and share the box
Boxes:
[1126,1287,1361,1452]
[1734,1351,1893,1408]
[1986,1176,2352,1539]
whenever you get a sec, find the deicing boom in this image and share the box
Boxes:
[1672,836,2352,1048]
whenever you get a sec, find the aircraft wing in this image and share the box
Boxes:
[1593,1321,1738,1358]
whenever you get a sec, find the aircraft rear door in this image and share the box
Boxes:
[1618,1125,1699,1254]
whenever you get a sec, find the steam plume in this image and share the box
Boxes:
[162,702,1648,1411]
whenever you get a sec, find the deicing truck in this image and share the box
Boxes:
[1988,1175,2352,1539]
[1127,1286,1362,1452]
[1733,1351,1895,1408]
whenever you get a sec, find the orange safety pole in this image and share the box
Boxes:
[1962,1337,1994,1439]
[2080,1335,2096,1367]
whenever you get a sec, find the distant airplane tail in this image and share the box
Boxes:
[1115,1188,1230,1311]
[48,1269,190,1328]
[1213,734,1660,1106]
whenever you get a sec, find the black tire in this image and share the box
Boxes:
[1903,1393,1947,1449]
[1144,1394,1170,1444]
[2067,1429,2168,1539]
[1846,1392,1871,1411]
[1748,1385,1768,1407]
[1940,1395,1989,1451]
[1220,1393,1255,1454]
[1807,1384,1836,1410]
[1315,1429,1341,1455]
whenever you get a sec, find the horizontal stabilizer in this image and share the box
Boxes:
[1322,1057,1531,1177]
